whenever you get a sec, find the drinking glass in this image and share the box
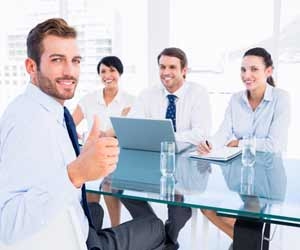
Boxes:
[240,164,255,195]
[241,135,256,167]
[160,141,176,176]
[160,175,175,201]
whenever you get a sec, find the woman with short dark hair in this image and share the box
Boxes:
[72,56,134,227]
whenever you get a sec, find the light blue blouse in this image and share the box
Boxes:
[211,84,290,152]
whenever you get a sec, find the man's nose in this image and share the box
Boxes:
[162,68,171,75]
[63,61,76,76]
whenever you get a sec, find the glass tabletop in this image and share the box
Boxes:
[86,148,300,226]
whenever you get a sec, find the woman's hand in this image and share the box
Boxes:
[121,107,131,116]
[197,141,212,155]
[226,140,239,147]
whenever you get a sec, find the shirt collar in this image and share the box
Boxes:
[163,82,187,100]
[98,89,106,105]
[113,89,122,103]
[25,83,64,125]
[242,83,274,104]
[98,88,121,105]
[263,84,273,101]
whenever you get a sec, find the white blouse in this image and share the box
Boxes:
[78,88,135,131]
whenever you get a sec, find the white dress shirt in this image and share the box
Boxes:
[211,84,290,152]
[78,89,134,131]
[129,81,211,145]
[0,84,88,244]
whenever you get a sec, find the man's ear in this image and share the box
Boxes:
[25,58,38,84]
[25,58,37,74]
[182,66,188,79]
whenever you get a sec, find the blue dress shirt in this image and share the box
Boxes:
[0,84,89,244]
[211,84,290,152]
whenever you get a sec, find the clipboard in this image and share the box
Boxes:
[189,147,242,161]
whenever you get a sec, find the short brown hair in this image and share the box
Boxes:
[26,18,77,69]
[157,47,188,69]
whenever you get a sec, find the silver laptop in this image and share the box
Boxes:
[110,116,191,153]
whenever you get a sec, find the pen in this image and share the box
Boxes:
[205,140,210,147]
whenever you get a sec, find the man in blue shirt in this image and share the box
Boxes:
[0,18,165,250]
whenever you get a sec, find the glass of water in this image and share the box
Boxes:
[240,164,255,195]
[241,135,256,167]
[160,175,175,201]
[160,141,176,176]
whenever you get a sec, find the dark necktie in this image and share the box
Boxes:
[63,107,94,228]
[165,94,177,132]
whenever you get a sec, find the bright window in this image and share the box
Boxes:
[0,0,299,156]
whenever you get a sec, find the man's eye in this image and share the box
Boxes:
[73,59,81,64]
[52,58,62,62]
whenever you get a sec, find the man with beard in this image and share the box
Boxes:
[0,18,165,250]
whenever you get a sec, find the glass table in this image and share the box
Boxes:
[86,148,300,250]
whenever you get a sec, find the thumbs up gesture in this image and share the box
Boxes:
[68,115,119,187]
[81,115,103,151]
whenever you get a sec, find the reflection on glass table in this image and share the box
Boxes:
[90,149,211,205]
[86,149,299,227]
[219,152,286,217]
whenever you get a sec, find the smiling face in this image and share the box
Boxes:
[99,64,120,90]
[159,55,187,93]
[240,55,273,92]
[25,35,81,104]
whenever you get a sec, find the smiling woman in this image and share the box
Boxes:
[72,56,134,135]
[198,47,290,153]
[199,47,290,244]
[71,55,135,227]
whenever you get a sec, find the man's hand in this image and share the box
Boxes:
[68,115,119,187]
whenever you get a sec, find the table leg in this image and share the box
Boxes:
[233,219,270,250]
[191,208,198,250]
[201,213,209,250]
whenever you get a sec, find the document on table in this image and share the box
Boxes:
[189,147,242,161]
